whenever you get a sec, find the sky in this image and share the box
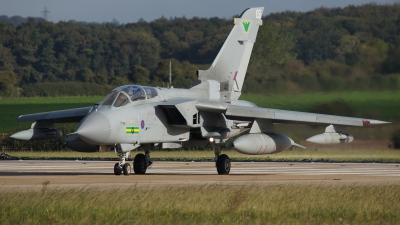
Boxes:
[0,0,399,23]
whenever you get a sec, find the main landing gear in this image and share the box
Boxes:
[213,144,231,175]
[133,150,152,174]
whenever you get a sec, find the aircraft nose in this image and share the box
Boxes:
[76,112,111,144]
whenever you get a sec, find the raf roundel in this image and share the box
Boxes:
[141,120,145,129]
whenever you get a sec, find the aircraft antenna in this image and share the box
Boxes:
[41,7,50,20]
[169,60,172,88]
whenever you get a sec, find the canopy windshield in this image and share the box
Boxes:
[100,85,159,108]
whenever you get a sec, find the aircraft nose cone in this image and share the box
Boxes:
[76,112,111,144]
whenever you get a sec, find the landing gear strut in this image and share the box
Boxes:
[114,151,131,176]
[133,146,152,174]
[213,144,231,175]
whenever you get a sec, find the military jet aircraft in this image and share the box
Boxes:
[11,7,389,175]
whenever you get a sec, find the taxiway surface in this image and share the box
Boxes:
[0,161,399,190]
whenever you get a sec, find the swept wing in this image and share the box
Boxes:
[224,105,389,126]
[17,106,95,123]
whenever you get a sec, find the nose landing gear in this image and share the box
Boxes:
[114,151,131,175]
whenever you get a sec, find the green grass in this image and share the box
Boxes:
[0,97,103,133]
[1,184,399,224]
[6,149,400,162]
[0,96,103,105]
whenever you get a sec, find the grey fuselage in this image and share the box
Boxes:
[76,83,253,148]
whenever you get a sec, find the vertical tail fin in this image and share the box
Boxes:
[197,7,264,100]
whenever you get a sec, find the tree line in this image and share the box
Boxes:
[0,3,400,97]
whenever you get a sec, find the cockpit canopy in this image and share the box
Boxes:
[101,85,158,108]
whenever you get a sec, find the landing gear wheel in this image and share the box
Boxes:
[114,163,122,175]
[134,153,147,174]
[216,154,230,175]
[122,163,131,175]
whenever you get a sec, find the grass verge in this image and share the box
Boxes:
[0,96,102,133]
[1,184,399,225]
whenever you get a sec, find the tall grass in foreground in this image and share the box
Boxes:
[8,149,400,162]
[1,184,399,225]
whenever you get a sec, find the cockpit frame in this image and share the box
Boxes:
[99,85,159,109]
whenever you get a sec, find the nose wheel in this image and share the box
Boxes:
[114,151,131,175]
[114,163,122,175]
[114,162,131,175]
[122,163,131,175]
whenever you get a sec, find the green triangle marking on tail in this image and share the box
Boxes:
[242,21,250,33]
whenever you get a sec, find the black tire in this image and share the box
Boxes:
[134,153,147,174]
[122,163,131,175]
[114,163,122,175]
[216,154,230,175]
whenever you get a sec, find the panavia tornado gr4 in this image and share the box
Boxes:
[11,7,389,175]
